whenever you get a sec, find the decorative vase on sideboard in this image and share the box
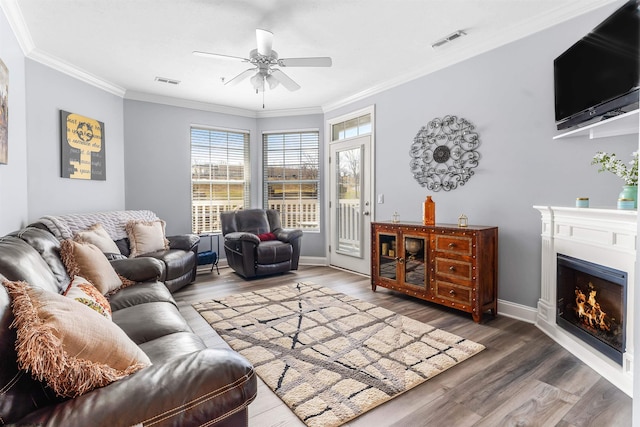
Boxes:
[618,185,638,208]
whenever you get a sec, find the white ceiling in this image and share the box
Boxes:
[1,0,622,115]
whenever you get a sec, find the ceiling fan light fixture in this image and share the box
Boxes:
[266,74,280,90]
[250,73,265,91]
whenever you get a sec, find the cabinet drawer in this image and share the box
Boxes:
[433,280,472,305]
[435,257,472,281]
[434,234,472,256]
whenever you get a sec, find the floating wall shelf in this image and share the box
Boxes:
[554,109,639,140]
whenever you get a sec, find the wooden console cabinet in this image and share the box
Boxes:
[371,222,498,323]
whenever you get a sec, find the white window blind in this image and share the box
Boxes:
[263,131,319,231]
[191,127,250,233]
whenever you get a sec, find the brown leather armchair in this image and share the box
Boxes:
[221,209,303,279]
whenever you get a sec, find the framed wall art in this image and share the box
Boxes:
[60,110,105,180]
[0,58,8,165]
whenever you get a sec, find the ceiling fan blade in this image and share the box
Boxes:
[256,29,273,56]
[277,57,332,67]
[269,69,301,91]
[225,68,257,86]
[193,51,249,62]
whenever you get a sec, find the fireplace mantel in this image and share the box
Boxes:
[533,205,637,396]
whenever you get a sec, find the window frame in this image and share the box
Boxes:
[190,125,251,234]
[262,129,320,232]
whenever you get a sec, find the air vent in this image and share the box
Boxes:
[431,30,467,48]
[155,77,181,85]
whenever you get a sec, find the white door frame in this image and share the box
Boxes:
[325,105,376,275]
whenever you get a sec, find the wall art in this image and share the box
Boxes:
[60,110,105,180]
[410,115,480,191]
[0,58,8,165]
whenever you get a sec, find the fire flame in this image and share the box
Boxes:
[575,284,610,332]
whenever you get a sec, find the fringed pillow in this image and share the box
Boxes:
[2,280,151,398]
[64,276,112,320]
[60,240,134,295]
[125,219,169,257]
[73,223,121,254]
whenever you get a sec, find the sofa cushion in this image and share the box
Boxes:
[73,223,121,254]
[108,281,176,312]
[126,220,169,257]
[60,240,133,295]
[256,240,293,264]
[64,276,112,320]
[112,302,193,345]
[2,280,151,398]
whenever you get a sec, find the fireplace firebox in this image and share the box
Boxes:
[556,254,626,365]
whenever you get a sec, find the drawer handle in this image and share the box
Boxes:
[449,289,456,295]
[449,266,455,272]
[448,243,456,248]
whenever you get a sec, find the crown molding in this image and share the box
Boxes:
[29,49,126,97]
[0,0,34,54]
[1,0,126,97]
[322,0,620,113]
[125,90,323,118]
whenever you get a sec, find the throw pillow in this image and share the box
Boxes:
[2,280,151,398]
[125,219,169,257]
[73,223,121,254]
[60,239,134,295]
[64,276,112,320]
[257,232,277,241]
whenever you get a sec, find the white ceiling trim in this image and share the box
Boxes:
[1,0,126,97]
[323,0,620,113]
[125,90,323,119]
[2,0,621,116]
[0,0,34,54]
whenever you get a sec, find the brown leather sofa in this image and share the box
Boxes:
[221,209,303,279]
[32,210,199,293]
[0,226,257,426]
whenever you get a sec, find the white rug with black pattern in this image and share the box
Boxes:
[193,282,484,427]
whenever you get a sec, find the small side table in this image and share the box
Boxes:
[197,233,220,275]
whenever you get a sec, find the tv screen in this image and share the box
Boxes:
[554,0,640,130]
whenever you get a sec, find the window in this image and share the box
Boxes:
[331,113,371,141]
[191,127,250,233]
[263,131,319,231]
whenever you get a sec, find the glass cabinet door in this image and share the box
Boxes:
[378,233,397,280]
[403,235,427,289]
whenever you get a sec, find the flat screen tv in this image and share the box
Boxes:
[554,0,639,130]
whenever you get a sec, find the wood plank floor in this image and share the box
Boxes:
[173,266,632,427]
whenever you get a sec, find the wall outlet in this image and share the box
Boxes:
[377,194,384,204]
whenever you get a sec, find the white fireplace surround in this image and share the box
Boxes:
[534,206,637,397]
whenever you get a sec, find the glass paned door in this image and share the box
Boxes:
[329,135,371,275]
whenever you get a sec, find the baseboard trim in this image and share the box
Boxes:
[299,256,327,266]
[497,299,538,324]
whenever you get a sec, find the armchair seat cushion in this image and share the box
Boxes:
[256,240,293,265]
[145,249,196,281]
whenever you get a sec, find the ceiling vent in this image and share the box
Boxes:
[431,30,467,48]
[155,76,181,85]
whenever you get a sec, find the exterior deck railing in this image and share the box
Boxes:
[192,199,360,245]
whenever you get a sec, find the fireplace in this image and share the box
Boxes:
[534,205,636,396]
[556,254,626,365]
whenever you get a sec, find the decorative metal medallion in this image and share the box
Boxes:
[410,115,480,191]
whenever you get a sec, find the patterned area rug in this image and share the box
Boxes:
[193,282,484,427]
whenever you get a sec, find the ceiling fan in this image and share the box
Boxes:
[193,29,332,93]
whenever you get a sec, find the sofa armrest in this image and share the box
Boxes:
[275,228,303,243]
[167,234,200,252]
[110,257,165,282]
[224,232,260,246]
[16,348,257,427]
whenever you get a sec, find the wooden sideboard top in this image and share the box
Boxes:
[373,221,497,231]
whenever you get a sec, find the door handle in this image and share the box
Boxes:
[363,211,370,216]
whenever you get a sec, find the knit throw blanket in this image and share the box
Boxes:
[37,210,158,242]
